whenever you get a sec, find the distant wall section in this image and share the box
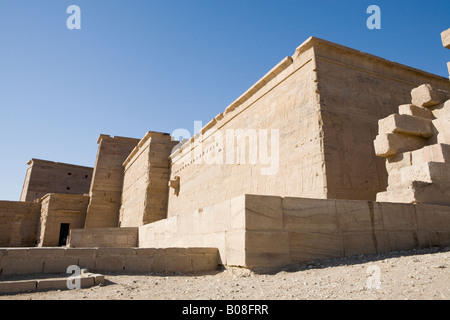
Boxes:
[119,131,178,227]
[0,201,41,247]
[20,159,93,202]
[84,135,140,228]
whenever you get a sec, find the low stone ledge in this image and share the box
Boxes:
[0,247,219,276]
[0,273,104,295]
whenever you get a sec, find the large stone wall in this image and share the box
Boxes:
[167,39,324,216]
[314,39,450,201]
[166,37,450,217]
[119,131,177,227]
[37,194,90,247]
[20,159,93,202]
[139,194,450,270]
[0,247,219,275]
[0,201,41,247]
[84,135,140,228]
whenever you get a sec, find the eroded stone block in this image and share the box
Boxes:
[381,202,417,231]
[378,114,433,138]
[336,200,383,231]
[411,84,450,108]
[245,195,283,231]
[289,232,343,263]
[441,28,450,49]
[374,133,426,157]
[283,197,338,232]
[398,104,433,119]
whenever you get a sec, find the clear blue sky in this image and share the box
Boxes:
[0,0,449,201]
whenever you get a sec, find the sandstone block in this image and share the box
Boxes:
[441,28,450,49]
[43,257,79,273]
[283,197,338,232]
[411,84,450,108]
[29,248,66,258]
[230,195,246,230]
[437,231,450,247]
[225,230,246,267]
[429,102,450,145]
[124,256,153,273]
[245,231,290,269]
[96,247,136,256]
[164,253,191,273]
[378,114,433,138]
[416,231,441,248]
[380,202,417,231]
[400,162,450,184]
[411,144,450,165]
[398,104,433,119]
[374,133,426,157]
[187,249,219,272]
[245,195,283,231]
[94,256,125,272]
[0,257,44,275]
[36,278,71,291]
[336,200,383,231]
[385,151,412,172]
[64,248,96,258]
[383,180,450,205]
[289,232,343,263]
[0,280,36,294]
[343,231,391,256]
[212,199,231,233]
[415,204,450,232]
[388,232,419,251]
[135,248,157,256]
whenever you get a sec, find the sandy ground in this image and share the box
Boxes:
[1,246,449,301]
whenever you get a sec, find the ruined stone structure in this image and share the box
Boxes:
[1,35,450,273]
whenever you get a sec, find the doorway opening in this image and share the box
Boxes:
[58,223,70,246]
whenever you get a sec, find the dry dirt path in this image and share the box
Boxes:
[1,246,449,301]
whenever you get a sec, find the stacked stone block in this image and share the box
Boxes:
[374,84,450,205]
[442,28,450,79]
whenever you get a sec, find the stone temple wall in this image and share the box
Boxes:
[166,37,450,217]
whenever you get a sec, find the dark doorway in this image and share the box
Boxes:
[58,223,70,246]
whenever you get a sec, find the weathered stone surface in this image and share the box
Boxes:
[378,114,433,138]
[84,135,140,229]
[441,28,450,49]
[398,104,432,119]
[388,231,420,251]
[19,159,93,202]
[410,144,450,165]
[245,195,283,231]
[400,162,450,184]
[380,202,417,231]
[289,232,343,263]
[283,197,338,232]
[343,231,391,256]
[69,227,138,248]
[374,133,426,157]
[120,131,178,227]
[0,280,36,294]
[411,84,450,108]
[336,200,383,231]
[245,231,290,269]
[0,201,41,247]
[415,204,450,232]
